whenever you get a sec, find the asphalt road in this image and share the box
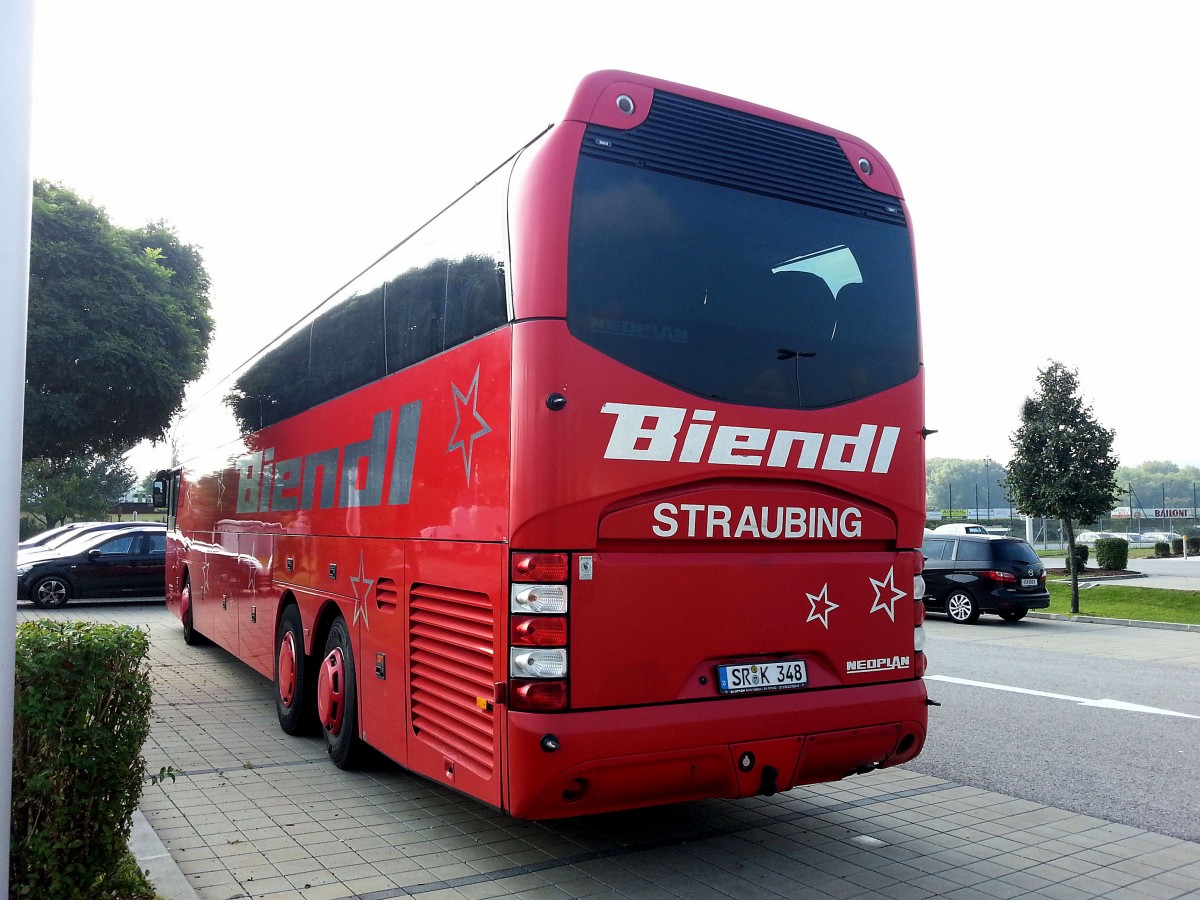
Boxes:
[910,615,1200,842]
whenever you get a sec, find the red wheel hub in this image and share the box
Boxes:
[277,632,297,707]
[317,647,345,734]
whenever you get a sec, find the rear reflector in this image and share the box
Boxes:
[512,553,569,582]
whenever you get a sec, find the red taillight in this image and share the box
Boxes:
[511,615,568,647]
[985,570,1017,584]
[511,679,568,711]
[914,600,926,626]
[512,553,570,582]
[915,652,928,678]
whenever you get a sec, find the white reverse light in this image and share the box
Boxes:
[510,648,568,679]
[511,584,568,614]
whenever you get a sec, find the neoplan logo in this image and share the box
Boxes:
[601,402,900,473]
[846,656,911,673]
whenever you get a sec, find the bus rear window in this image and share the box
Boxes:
[566,158,919,410]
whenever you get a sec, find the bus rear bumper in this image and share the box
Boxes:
[504,679,927,819]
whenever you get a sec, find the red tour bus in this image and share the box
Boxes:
[158,70,928,819]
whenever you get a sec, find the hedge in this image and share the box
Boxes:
[1094,537,1129,570]
[1070,543,1089,572]
[11,620,153,898]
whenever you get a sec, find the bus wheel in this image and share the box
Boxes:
[317,616,360,768]
[181,577,206,645]
[275,605,314,735]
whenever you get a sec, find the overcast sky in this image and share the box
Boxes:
[29,0,1200,473]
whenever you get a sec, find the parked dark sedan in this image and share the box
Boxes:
[16,525,167,608]
[920,533,1049,624]
[18,519,157,552]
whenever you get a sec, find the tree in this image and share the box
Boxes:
[21,455,135,532]
[24,181,213,462]
[1004,362,1120,613]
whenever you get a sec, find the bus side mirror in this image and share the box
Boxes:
[153,479,166,508]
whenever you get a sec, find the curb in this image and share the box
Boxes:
[130,809,200,900]
[1027,611,1200,633]
[1046,572,1147,583]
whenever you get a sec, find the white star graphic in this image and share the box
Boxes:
[806,583,839,630]
[447,365,491,484]
[201,554,211,601]
[350,552,374,630]
[869,566,907,622]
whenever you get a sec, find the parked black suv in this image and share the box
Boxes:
[920,533,1049,624]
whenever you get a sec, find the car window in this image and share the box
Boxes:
[95,534,139,555]
[992,540,1040,565]
[921,538,953,560]
[147,533,166,554]
[954,540,991,562]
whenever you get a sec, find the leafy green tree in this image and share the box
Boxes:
[24,181,213,461]
[1004,362,1120,613]
[21,455,135,532]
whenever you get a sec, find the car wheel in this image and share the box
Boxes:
[945,589,980,624]
[999,609,1027,622]
[275,605,315,735]
[180,577,207,645]
[317,616,361,768]
[31,575,71,609]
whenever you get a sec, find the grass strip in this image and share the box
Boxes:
[1046,581,1200,625]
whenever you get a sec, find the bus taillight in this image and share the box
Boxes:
[511,680,568,711]
[512,616,568,646]
[510,552,571,711]
[512,553,569,582]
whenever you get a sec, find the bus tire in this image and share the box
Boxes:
[318,615,361,768]
[275,605,315,735]
[945,589,980,624]
[181,577,207,645]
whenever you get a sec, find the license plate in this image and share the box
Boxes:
[1021,578,1037,588]
[717,659,808,694]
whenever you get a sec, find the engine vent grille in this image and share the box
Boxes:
[409,584,495,775]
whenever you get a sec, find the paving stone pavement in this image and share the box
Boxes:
[19,600,1200,899]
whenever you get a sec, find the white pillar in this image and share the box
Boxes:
[0,0,35,893]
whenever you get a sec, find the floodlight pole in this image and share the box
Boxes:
[0,0,35,894]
